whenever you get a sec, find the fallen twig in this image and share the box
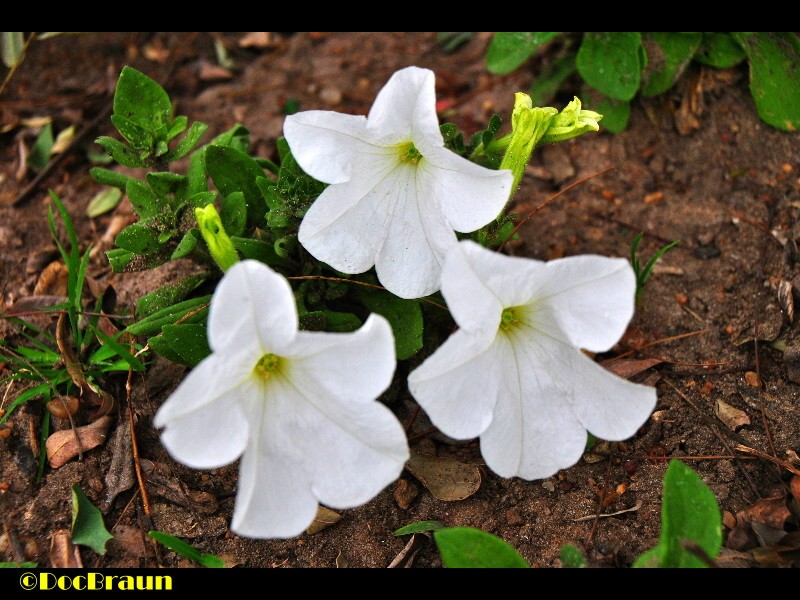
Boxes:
[575,502,642,522]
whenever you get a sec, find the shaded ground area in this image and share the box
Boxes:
[1,32,799,568]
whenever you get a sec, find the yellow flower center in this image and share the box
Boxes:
[253,353,283,380]
[499,307,523,333]
[398,141,423,165]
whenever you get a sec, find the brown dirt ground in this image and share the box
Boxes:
[1,32,799,569]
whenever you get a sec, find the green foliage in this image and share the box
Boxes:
[633,460,722,568]
[394,520,447,536]
[29,122,54,170]
[71,484,114,555]
[0,562,38,568]
[487,32,800,132]
[357,289,423,360]
[732,33,800,132]
[486,32,561,75]
[630,232,680,303]
[148,531,224,568]
[560,544,586,568]
[434,527,529,568]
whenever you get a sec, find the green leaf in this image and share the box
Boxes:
[148,531,224,568]
[0,562,38,568]
[113,66,172,137]
[321,310,362,333]
[186,149,208,195]
[95,136,145,168]
[110,114,154,151]
[171,229,201,260]
[230,236,283,266]
[486,32,561,75]
[633,460,722,568]
[163,121,209,162]
[115,224,162,254]
[166,116,188,140]
[732,32,800,132]
[583,84,631,132]
[641,32,703,97]
[529,53,576,106]
[1,31,24,68]
[206,145,267,227]
[0,383,50,426]
[434,527,529,568]
[149,324,211,367]
[91,327,146,372]
[694,33,746,68]
[577,32,643,101]
[71,484,113,555]
[28,122,54,170]
[357,289,423,360]
[89,167,135,191]
[86,187,122,217]
[209,124,251,153]
[106,248,135,272]
[149,263,203,302]
[146,172,187,201]
[221,191,247,237]
[126,295,211,337]
[560,544,586,568]
[394,520,446,536]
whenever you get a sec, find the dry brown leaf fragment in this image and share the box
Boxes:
[405,450,481,501]
[49,529,84,568]
[239,32,274,48]
[305,506,341,535]
[714,399,751,430]
[791,476,800,503]
[335,550,349,568]
[46,415,112,468]
[46,396,80,419]
[140,459,218,515]
[33,261,68,296]
[737,496,791,530]
[602,357,662,379]
[387,533,426,568]
[393,478,419,510]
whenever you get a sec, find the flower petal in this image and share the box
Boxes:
[286,314,395,403]
[368,66,442,146]
[207,260,298,354]
[408,329,506,439]
[283,111,377,184]
[479,332,587,479]
[531,255,636,352]
[153,353,252,425]
[159,396,249,469]
[298,160,403,274]
[546,340,657,441]
[442,240,548,333]
[231,406,318,538]
[264,374,407,510]
[423,147,513,232]
[374,163,457,298]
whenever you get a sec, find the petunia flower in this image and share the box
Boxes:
[153,260,409,538]
[408,241,657,480]
[284,66,513,299]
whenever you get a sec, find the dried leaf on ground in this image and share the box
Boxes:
[33,261,68,296]
[405,450,481,501]
[140,459,218,515]
[736,495,791,530]
[714,399,751,430]
[49,529,83,568]
[602,357,662,379]
[335,550,348,568]
[101,407,134,513]
[305,506,341,535]
[387,533,427,568]
[46,415,112,468]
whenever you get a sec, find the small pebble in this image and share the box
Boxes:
[744,371,761,388]
[622,460,638,475]
[542,480,555,492]
[320,88,342,105]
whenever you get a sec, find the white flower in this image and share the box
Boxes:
[284,66,513,299]
[408,241,657,480]
[153,260,409,538]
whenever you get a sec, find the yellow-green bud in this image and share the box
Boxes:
[499,93,557,192]
[194,204,239,272]
[541,96,602,144]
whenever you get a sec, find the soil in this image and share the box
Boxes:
[1,32,799,569]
